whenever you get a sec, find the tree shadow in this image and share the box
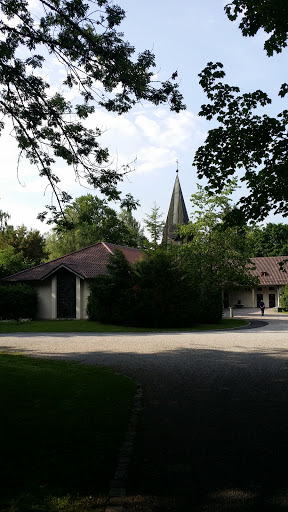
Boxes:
[1,341,288,510]
[0,318,267,339]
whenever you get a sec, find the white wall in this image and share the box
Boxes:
[36,280,52,319]
[81,279,91,319]
[36,276,91,319]
[229,286,282,308]
[229,288,254,308]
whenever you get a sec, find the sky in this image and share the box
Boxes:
[0,0,287,234]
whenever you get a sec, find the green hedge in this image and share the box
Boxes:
[0,284,38,320]
[280,284,288,311]
[87,249,223,327]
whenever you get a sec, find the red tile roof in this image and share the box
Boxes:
[3,249,288,288]
[3,242,143,282]
[250,256,288,285]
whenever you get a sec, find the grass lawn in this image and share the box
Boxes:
[0,318,248,333]
[0,353,137,512]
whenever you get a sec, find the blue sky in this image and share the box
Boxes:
[0,0,286,233]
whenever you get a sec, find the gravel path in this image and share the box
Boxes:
[2,309,288,511]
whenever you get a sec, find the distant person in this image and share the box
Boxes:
[259,300,265,316]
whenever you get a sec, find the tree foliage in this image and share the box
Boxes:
[118,208,147,247]
[88,185,254,326]
[0,246,29,278]
[0,283,38,319]
[45,194,147,258]
[87,249,133,325]
[0,209,10,232]
[247,223,288,257]
[179,180,256,291]
[225,0,288,56]
[143,203,165,248]
[0,225,48,264]
[0,209,48,276]
[0,0,184,222]
[87,247,223,327]
[280,283,288,311]
[194,1,288,221]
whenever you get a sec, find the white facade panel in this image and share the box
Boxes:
[81,280,91,319]
[229,286,283,309]
[229,289,254,308]
[36,280,52,319]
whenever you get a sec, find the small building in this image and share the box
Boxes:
[2,242,143,319]
[228,256,288,308]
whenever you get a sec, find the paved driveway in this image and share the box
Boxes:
[1,309,288,511]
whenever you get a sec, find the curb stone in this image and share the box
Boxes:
[218,319,269,330]
[105,384,142,512]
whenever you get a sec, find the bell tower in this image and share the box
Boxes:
[162,165,189,245]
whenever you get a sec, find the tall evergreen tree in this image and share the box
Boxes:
[0,210,10,232]
[143,203,165,249]
[118,209,147,248]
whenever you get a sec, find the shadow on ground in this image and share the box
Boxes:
[1,343,288,511]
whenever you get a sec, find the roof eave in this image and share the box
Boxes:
[41,264,85,281]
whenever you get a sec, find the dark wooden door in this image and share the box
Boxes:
[269,294,275,308]
[57,269,76,318]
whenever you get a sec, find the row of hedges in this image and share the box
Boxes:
[0,284,38,320]
[87,249,223,327]
[280,284,288,311]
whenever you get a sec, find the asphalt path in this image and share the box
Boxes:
[1,309,288,511]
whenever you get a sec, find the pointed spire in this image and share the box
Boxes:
[162,165,189,245]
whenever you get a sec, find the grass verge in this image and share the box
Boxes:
[0,318,248,333]
[0,353,137,512]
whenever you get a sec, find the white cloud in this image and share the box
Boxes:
[136,146,176,174]
[86,106,206,174]
[135,115,160,139]
[0,101,206,232]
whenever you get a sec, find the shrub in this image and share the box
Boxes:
[128,250,195,327]
[0,284,38,320]
[87,248,223,327]
[87,250,133,323]
[280,284,288,311]
[196,281,223,324]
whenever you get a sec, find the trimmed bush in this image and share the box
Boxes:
[196,281,223,324]
[87,248,223,327]
[0,283,38,320]
[280,284,288,311]
[87,251,134,324]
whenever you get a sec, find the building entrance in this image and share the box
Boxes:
[57,268,76,318]
[269,294,276,308]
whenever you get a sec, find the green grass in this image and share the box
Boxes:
[0,353,137,512]
[0,318,248,333]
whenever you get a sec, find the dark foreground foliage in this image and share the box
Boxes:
[194,1,288,222]
[87,249,223,327]
[0,0,184,222]
[0,283,38,319]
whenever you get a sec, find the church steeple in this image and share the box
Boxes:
[162,166,189,245]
